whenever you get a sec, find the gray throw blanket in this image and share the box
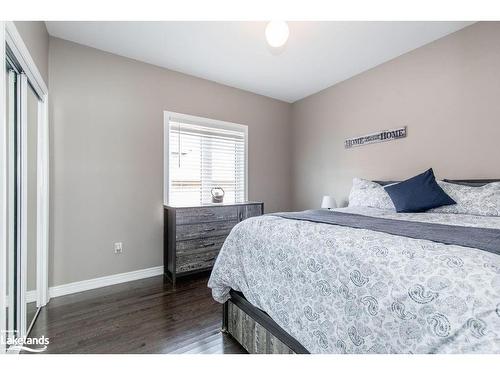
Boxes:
[271,210,500,256]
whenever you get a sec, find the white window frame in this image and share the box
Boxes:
[0,21,50,353]
[163,111,248,205]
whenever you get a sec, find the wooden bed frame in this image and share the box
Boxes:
[221,179,500,354]
[222,291,309,354]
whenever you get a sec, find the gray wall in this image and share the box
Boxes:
[291,22,500,210]
[14,21,49,86]
[48,21,500,286]
[49,37,292,286]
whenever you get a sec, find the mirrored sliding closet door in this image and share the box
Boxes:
[4,46,46,348]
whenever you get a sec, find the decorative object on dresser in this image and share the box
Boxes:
[164,202,263,286]
[211,187,225,203]
[321,195,337,210]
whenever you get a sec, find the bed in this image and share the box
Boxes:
[208,179,500,354]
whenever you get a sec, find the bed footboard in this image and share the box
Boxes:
[222,291,309,354]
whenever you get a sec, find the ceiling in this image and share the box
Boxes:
[45,21,474,103]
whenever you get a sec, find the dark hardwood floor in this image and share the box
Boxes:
[28,274,246,354]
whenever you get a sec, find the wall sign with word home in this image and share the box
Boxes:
[345,127,407,149]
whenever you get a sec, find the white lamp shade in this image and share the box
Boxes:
[321,195,337,209]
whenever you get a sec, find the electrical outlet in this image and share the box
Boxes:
[114,242,123,254]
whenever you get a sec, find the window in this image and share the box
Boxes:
[164,112,248,206]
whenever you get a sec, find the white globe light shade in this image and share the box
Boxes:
[265,21,289,48]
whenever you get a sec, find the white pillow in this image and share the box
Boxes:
[348,178,395,210]
[429,181,500,216]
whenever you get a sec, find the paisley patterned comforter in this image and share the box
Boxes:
[208,207,500,353]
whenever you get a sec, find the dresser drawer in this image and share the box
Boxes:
[176,206,238,225]
[176,220,238,241]
[176,250,219,273]
[176,235,227,256]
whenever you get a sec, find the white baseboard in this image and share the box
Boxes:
[12,266,164,305]
[48,265,164,299]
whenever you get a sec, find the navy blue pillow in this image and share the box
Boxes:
[384,169,456,213]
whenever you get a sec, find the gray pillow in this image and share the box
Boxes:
[348,178,395,210]
[429,181,500,216]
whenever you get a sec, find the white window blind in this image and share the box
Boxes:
[168,118,246,206]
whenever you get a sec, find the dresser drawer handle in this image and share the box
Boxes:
[204,228,216,232]
[200,213,215,217]
[202,242,216,248]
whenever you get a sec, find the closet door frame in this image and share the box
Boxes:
[0,21,6,354]
[0,21,49,352]
[18,73,27,338]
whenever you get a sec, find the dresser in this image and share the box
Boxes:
[164,202,263,285]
